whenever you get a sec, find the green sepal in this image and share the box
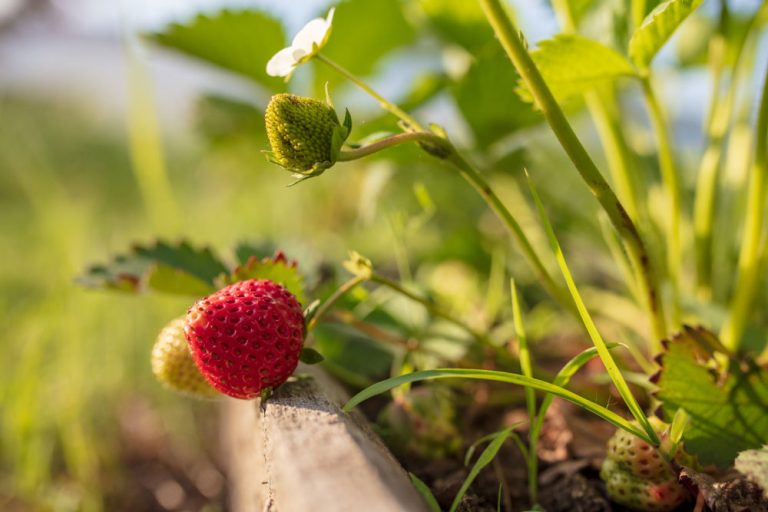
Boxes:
[299,347,325,365]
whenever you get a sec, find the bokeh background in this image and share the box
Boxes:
[1,0,765,510]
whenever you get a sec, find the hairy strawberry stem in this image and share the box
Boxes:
[479,0,667,348]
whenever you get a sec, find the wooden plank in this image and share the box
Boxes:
[223,365,430,512]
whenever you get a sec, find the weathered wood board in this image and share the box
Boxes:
[223,365,430,512]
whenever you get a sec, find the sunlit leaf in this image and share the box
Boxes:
[77,240,228,296]
[628,0,704,69]
[654,330,768,466]
[151,10,286,91]
[518,34,636,104]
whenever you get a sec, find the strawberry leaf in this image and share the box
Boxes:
[77,240,228,296]
[151,10,286,92]
[223,252,306,305]
[629,0,704,69]
[518,34,637,104]
[654,327,768,467]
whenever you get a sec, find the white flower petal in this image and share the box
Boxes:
[291,17,330,53]
[266,47,299,77]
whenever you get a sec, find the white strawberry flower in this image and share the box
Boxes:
[266,7,335,79]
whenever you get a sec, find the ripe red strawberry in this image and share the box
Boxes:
[184,279,305,399]
[152,317,220,398]
[600,418,693,511]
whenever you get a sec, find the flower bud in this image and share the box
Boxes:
[265,93,350,175]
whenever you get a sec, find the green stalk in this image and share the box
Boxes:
[337,132,438,161]
[639,76,682,328]
[316,53,424,131]
[479,0,667,348]
[510,279,538,505]
[720,55,768,352]
[306,275,366,332]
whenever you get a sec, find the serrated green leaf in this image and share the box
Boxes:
[151,10,286,91]
[313,0,415,94]
[225,253,306,305]
[655,334,768,467]
[735,446,768,497]
[77,240,228,295]
[147,264,219,296]
[452,48,540,148]
[299,347,324,365]
[518,34,636,104]
[628,0,704,69]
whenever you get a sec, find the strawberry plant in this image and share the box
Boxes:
[79,0,768,509]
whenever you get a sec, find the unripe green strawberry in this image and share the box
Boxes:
[151,317,220,398]
[377,387,462,459]
[265,93,344,172]
[600,418,693,511]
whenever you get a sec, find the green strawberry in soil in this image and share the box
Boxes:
[151,317,219,398]
[600,418,694,511]
[185,279,305,399]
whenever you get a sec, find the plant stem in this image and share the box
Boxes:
[720,54,768,352]
[307,275,366,332]
[640,76,682,328]
[479,0,667,348]
[315,53,424,131]
[337,132,437,161]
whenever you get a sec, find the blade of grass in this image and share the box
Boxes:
[530,345,618,445]
[344,369,653,443]
[450,427,514,512]
[408,473,441,512]
[510,279,538,504]
[525,173,658,445]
